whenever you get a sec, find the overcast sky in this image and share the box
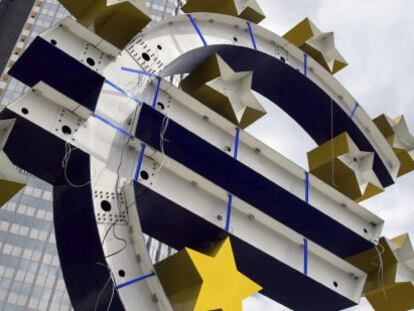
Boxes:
[244,1,414,310]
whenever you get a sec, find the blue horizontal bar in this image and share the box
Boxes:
[115,272,155,290]
[134,144,146,181]
[104,79,142,105]
[247,22,257,50]
[94,114,133,139]
[121,67,158,79]
[188,14,207,46]
[350,102,359,119]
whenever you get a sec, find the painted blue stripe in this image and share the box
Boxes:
[187,14,207,46]
[104,79,142,105]
[121,67,158,79]
[225,194,233,232]
[115,272,155,290]
[304,238,309,276]
[304,172,309,275]
[247,22,257,50]
[151,78,162,109]
[305,172,310,203]
[304,54,308,76]
[225,128,241,231]
[94,114,133,139]
[134,144,147,182]
[233,128,240,159]
[350,102,359,119]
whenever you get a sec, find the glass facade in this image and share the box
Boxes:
[0,0,178,310]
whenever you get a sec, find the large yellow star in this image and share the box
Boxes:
[0,120,25,207]
[347,234,414,311]
[182,0,265,24]
[57,0,151,49]
[283,18,348,75]
[155,237,262,311]
[307,132,383,202]
[181,53,266,129]
[374,114,414,177]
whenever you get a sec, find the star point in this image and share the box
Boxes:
[155,237,262,311]
[182,53,266,129]
[308,132,383,202]
[182,0,265,24]
[374,114,414,177]
[57,0,151,49]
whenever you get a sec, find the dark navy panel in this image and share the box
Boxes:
[135,104,374,258]
[134,182,356,311]
[160,45,393,188]
[8,36,104,111]
[54,175,124,311]
[0,109,89,186]
[0,109,124,310]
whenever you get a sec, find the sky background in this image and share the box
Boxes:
[242,0,414,310]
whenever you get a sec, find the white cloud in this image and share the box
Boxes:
[244,0,414,310]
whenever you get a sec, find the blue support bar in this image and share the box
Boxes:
[304,172,309,275]
[104,79,142,105]
[187,14,207,46]
[304,238,309,276]
[233,128,240,159]
[151,78,162,109]
[247,22,257,50]
[94,114,133,139]
[225,194,233,232]
[350,102,359,119]
[305,172,310,203]
[134,144,147,181]
[121,67,158,79]
[115,272,156,290]
[304,54,308,76]
[225,127,241,232]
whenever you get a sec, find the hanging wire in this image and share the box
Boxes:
[62,142,91,188]
[94,262,116,311]
[371,243,388,300]
[157,114,170,171]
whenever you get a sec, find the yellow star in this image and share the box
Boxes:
[182,0,265,24]
[57,0,151,49]
[181,53,266,129]
[347,234,414,311]
[283,18,348,74]
[0,120,25,207]
[374,114,414,177]
[307,132,383,202]
[155,237,262,311]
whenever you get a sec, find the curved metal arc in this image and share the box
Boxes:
[159,44,394,188]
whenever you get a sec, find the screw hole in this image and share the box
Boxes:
[217,215,223,221]
[333,281,338,288]
[363,228,368,234]
[233,37,238,42]
[21,108,29,115]
[157,45,162,50]
[61,125,72,135]
[280,57,286,63]
[140,170,149,180]
[101,200,111,212]
[225,146,232,152]
[142,52,151,62]
[118,270,126,278]
[50,39,57,45]
[86,57,95,66]
[157,102,165,110]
